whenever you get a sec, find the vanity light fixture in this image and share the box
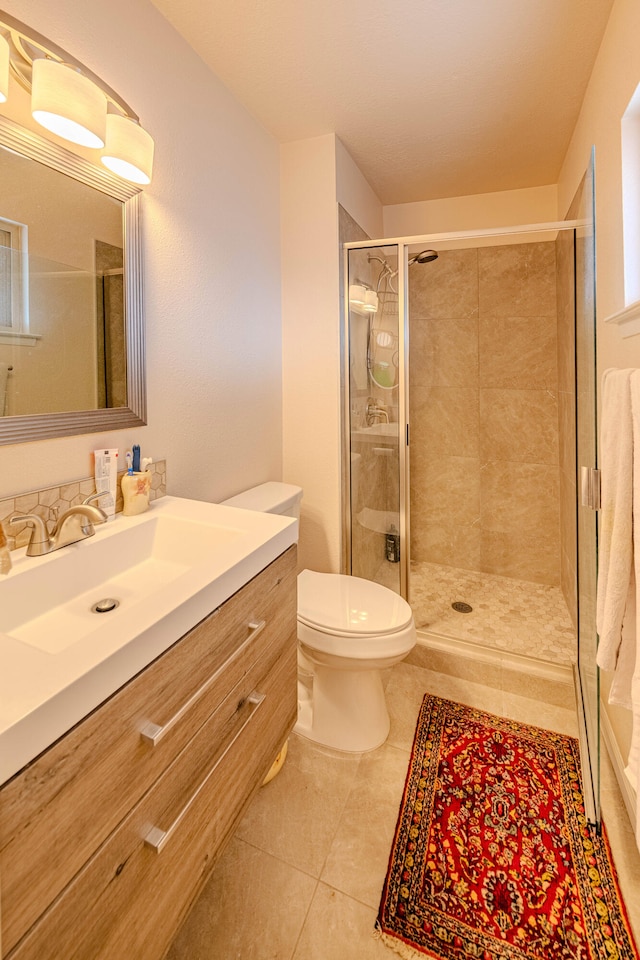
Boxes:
[31,58,107,148]
[348,283,379,315]
[0,9,154,186]
[102,113,153,185]
[0,33,8,103]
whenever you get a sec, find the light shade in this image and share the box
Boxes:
[363,290,379,313]
[31,58,107,148]
[349,284,366,305]
[101,114,154,185]
[0,34,8,104]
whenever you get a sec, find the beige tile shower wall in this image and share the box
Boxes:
[409,241,561,585]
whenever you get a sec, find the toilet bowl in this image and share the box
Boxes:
[221,482,417,753]
[296,569,415,751]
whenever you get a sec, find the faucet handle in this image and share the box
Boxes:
[8,514,51,557]
[82,491,104,507]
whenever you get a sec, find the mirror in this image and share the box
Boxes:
[0,114,145,444]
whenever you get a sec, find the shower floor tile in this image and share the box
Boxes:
[409,560,576,664]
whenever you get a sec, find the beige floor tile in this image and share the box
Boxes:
[166,656,640,960]
[500,690,579,737]
[292,883,390,960]
[421,669,507,715]
[500,669,575,708]
[166,837,317,960]
[599,754,640,943]
[234,732,362,878]
[320,743,409,909]
[385,662,429,749]
[386,662,505,750]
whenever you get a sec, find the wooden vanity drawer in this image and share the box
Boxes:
[8,640,298,960]
[0,545,297,956]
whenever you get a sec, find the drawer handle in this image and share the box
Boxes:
[143,689,267,854]
[140,620,267,747]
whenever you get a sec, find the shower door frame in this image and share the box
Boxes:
[344,218,587,602]
[343,242,410,597]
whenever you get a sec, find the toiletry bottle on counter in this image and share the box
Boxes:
[94,449,118,520]
[386,524,400,563]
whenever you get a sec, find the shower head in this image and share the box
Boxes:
[409,249,438,264]
[365,248,438,295]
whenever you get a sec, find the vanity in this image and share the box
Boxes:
[0,498,298,959]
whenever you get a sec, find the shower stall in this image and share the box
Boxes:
[343,175,599,820]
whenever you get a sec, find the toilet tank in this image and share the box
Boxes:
[220,482,303,520]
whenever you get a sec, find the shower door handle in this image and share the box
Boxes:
[580,466,600,510]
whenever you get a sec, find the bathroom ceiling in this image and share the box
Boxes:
[150,0,615,205]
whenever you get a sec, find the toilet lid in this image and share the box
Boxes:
[297,570,413,637]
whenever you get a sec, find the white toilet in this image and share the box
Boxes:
[221,482,416,752]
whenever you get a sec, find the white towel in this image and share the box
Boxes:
[0,362,9,417]
[596,368,634,671]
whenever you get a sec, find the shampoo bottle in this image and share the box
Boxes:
[385,524,400,563]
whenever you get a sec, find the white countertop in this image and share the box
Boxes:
[0,496,297,784]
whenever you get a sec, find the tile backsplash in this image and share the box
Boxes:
[0,460,167,551]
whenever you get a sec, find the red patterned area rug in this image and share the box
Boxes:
[377,695,639,960]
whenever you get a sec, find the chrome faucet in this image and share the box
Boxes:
[366,397,389,426]
[8,503,108,557]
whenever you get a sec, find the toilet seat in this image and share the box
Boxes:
[297,569,413,636]
[297,570,415,660]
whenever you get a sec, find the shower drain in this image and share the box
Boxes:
[451,601,473,614]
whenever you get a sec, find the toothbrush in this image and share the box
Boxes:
[132,444,141,473]
[126,451,133,475]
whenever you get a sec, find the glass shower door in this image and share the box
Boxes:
[574,151,600,825]
[345,244,408,596]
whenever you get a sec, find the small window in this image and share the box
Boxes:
[0,217,28,333]
[622,86,640,306]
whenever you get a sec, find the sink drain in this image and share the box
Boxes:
[451,601,473,614]
[91,598,120,614]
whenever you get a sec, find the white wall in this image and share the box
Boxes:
[558,0,640,373]
[280,135,382,574]
[383,184,558,237]
[0,0,283,502]
[281,135,341,572]
[335,138,384,241]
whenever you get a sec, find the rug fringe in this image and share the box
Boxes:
[378,931,429,960]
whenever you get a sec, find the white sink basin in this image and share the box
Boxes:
[2,513,243,654]
[0,496,297,783]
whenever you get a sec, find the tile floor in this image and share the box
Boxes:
[167,657,640,960]
[410,560,576,664]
